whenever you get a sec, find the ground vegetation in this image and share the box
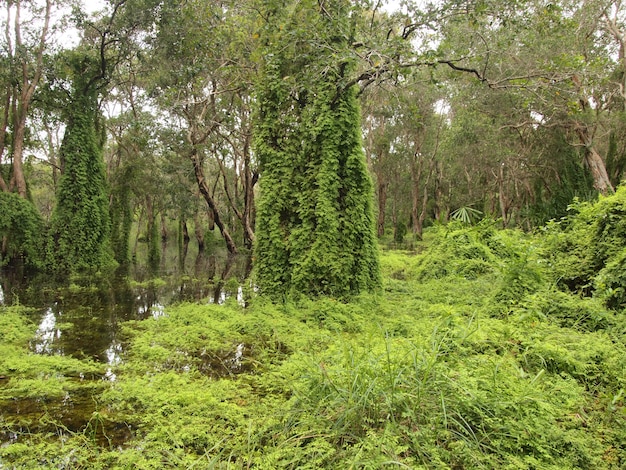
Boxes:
[1,190,625,468]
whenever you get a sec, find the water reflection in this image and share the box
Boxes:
[1,247,251,449]
[1,249,251,365]
[104,340,123,381]
[33,307,60,354]
[137,301,165,319]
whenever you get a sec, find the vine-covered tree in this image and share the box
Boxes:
[253,0,381,298]
[0,192,44,267]
[47,0,131,273]
[48,51,114,272]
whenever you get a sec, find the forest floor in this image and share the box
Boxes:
[1,204,626,468]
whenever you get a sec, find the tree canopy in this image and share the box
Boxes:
[0,0,624,284]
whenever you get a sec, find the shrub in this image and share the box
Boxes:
[0,192,44,267]
[541,184,626,309]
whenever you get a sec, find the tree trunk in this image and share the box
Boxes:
[415,183,430,238]
[498,164,509,228]
[242,181,256,249]
[9,101,29,198]
[190,149,238,254]
[193,213,205,251]
[433,161,447,222]
[160,212,168,241]
[410,153,422,236]
[0,88,11,192]
[585,147,614,195]
[577,127,614,195]
[5,0,52,198]
[241,138,257,250]
[377,181,387,237]
[216,132,256,250]
[181,219,190,243]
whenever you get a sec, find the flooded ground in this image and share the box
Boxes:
[0,243,251,447]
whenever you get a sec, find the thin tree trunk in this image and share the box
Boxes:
[181,219,190,242]
[6,0,52,198]
[9,103,28,197]
[215,131,256,249]
[193,213,205,252]
[160,212,168,241]
[433,161,446,222]
[241,137,257,249]
[132,206,144,261]
[498,164,509,228]
[190,149,238,254]
[410,152,422,236]
[0,88,11,192]
[377,181,387,237]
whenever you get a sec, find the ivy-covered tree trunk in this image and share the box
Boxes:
[109,166,133,265]
[253,0,380,299]
[50,62,114,273]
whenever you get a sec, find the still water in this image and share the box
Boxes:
[0,244,250,445]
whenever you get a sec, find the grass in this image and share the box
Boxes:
[1,222,625,468]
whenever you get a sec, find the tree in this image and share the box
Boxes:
[433,0,623,195]
[253,0,381,298]
[49,51,114,272]
[48,1,130,272]
[362,79,445,240]
[139,0,260,254]
[0,191,43,267]
[0,0,53,198]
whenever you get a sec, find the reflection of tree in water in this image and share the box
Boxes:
[2,249,252,365]
[1,264,54,307]
[28,281,138,363]
[212,254,236,304]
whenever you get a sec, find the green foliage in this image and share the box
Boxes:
[541,185,626,309]
[594,247,626,311]
[412,221,500,280]
[450,205,483,224]
[147,211,161,271]
[109,165,134,265]
[393,220,407,243]
[0,192,44,267]
[3,201,626,468]
[524,130,596,225]
[48,55,115,274]
[253,0,380,299]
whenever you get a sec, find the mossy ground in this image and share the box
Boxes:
[1,214,625,468]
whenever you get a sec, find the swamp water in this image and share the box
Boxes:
[0,247,251,448]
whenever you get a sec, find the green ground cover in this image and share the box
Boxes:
[1,189,626,469]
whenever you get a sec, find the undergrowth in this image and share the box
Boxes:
[1,189,626,468]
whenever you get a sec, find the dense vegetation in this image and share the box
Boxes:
[1,0,625,466]
[2,0,625,273]
[254,1,380,298]
[1,189,625,468]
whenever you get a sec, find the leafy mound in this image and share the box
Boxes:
[0,192,44,268]
[543,185,626,310]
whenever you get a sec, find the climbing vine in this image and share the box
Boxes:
[109,163,134,266]
[253,0,380,299]
[49,54,114,273]
[0,192,44,267]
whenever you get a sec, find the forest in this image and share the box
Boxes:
[0,0,624,268]
[0,0,625,468]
